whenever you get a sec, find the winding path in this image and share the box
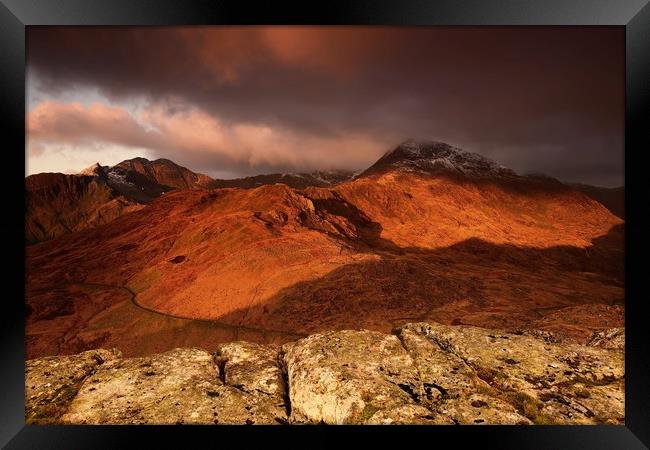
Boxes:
[68,281,308,340]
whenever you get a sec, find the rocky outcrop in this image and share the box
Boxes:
[24,172,144,245]
[58,346,287,425]
[25,349,121,424]
[282,329,449,424]
[25,157,214,245]
[26,323,624,425]
[586,327,625,350]
[399,323,624,425]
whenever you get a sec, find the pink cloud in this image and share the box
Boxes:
[27,100,388,175]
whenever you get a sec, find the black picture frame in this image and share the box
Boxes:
[1,1,648,448]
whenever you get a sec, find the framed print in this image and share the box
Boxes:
[1,0,649,448]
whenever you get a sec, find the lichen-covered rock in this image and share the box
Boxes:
[508,328,566,344]
[587,328,625,350]
[215,341,288,421]
[438,393,533,425]
[25,323,624,425]
[282,329,449,424]
[405,323,624,424]
[25,348,121,424]
[60,347,287,424]
[215,341,284,398]
[397,324,531,424]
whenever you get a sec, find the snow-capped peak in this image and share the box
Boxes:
[368,140,516,178]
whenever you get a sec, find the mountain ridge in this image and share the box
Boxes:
[210,169,356,190]
[25,157,214,244]
[26,140,624,244]
[26,140,623,359]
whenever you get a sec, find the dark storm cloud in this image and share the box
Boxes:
[27,26,624,186]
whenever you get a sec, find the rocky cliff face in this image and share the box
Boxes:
[25,172,144,245]
[26,323,624,425]
[25,158,214,245]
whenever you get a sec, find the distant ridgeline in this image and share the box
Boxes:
[25,140,624,244]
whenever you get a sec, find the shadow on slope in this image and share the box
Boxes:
[216,223,624,341]
[26,181,624,355]
[570,184,625,219]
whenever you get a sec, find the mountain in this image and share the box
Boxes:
[110,157,213,191]
[77,162,106,177]
[25,172,143,245]
[26,140,624,359]
[27,148,620,246]
[359,139,517,179]
[25,158,214,244]
[569,183,624,219]
[100,157,213,203]
[210,170,356,190]
[334,140,615,250]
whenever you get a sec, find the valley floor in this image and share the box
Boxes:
[25,225,624,359]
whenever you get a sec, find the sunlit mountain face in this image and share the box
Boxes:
[26,139,623,360]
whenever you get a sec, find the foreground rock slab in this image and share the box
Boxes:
[26,323,624,425]
[282,329,448,424]
[26,349,121,424]
[61,347,287,424]
[403,323,624,424]
[397,324,530,424]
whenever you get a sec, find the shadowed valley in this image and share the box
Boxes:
[26,141,624,359]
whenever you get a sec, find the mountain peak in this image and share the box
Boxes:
[77,162,107,177]
[383,139,458,157]
[364,140,516,178]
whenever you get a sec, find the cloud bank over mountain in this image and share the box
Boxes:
[27,27,624,186]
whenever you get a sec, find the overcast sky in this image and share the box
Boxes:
[26,26,624,186]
